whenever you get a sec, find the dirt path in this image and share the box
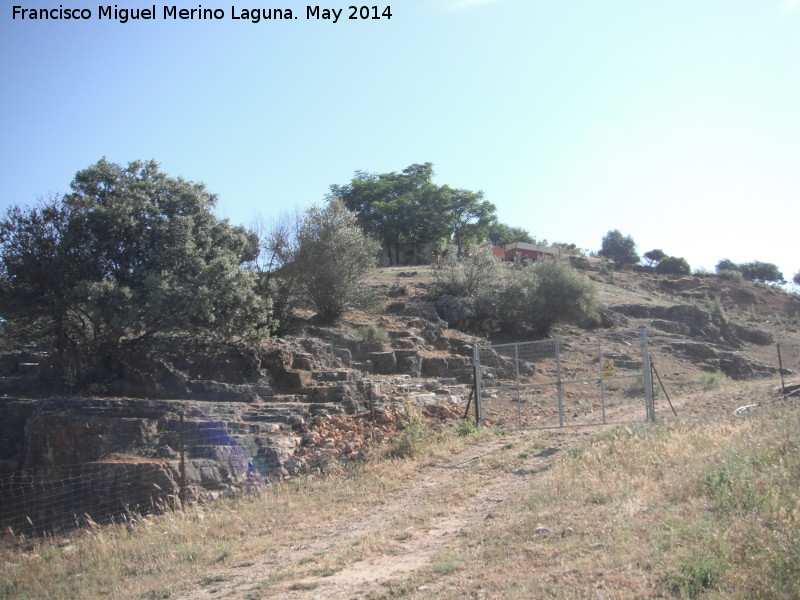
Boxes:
[173,377,763,600]
[175,429,582,600]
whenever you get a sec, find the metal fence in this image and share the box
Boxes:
[474,327,654,429]
[0,410,270,538]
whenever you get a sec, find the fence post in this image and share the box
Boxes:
[641,327,655,422]
[179,410,187,509]
[777,344,786,397]
[513,343,522,429]
[473,344,482,426]
[555,339,564,428]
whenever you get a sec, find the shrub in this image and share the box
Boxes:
[655,256,691,275]
[432,243,500,299]
[456,418,479,437]
[292,198,380,324]
[357,324,389,343]
[717,269,743,282]
[498,259,597,337]
[696,370,726,390]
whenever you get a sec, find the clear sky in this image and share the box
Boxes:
[1,0,798,281]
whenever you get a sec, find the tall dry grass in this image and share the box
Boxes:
[413,402,800,599]
[4,398,799,599]
[0,422,495,600]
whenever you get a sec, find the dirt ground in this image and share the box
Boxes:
[172,267,800,599]
[172,374,785,600]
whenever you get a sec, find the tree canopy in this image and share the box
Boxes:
[715,258,739,273]
[739,261,784,284]
[329,163,497,263]
[0,158,272,388]
[655,256,691,275]
[488,223,538,247]
[715,258,784,283]
[599,229,639,268]
[643,249,667,267]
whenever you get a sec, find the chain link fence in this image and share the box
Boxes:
[474,327,654,429]
[0,410,276,538]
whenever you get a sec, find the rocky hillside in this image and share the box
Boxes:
[1,260,798,534]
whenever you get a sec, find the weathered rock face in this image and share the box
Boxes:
[610,304,774,349]
[0,322,479,534]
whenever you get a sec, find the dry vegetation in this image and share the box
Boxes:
[3,379,800,600]
[3,265,800,599]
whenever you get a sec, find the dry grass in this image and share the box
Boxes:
[3,393,800,599]
[0,425,489,600]
[392,400,800,599]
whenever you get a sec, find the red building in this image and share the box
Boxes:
[502,242,559,262]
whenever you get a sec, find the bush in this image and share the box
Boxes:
[432,243,500,299]
[696,370,726,390]
[717,269,744,282]
[357,324,389,343]
[655,256,691,275]
[292,198,379,324]
[498,259,597,337]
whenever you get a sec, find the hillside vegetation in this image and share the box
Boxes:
[2,382,798,600]
[2,159,800,599]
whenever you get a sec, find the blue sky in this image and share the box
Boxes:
[1,0,798,280]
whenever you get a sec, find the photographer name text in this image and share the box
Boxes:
[11,4,393,24]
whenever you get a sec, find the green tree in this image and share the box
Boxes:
[599,229,639,268]
[488,223,537,247]
[441,186,497,255]
[715,258,739,273]
[293,198,379,324]
[330,163,495,264]
[793,271,800,286]
[499,259,597,337]
[551,242,584,256]
[655,256,691,275]
[643,249,666,267]
[0,159,271,388]
[739,261,784,284]
[329,163,438,264]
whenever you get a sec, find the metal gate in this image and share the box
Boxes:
[474,327,654,429]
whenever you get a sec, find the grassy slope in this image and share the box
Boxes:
[3,386,800,599]
[3,266,800,599]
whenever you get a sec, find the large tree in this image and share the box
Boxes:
[739,261,784,284]
[598,229,639,269]
[329,163,496,263]
[0,158,272,388]
[643,249,667,267]
[488,223,538,247]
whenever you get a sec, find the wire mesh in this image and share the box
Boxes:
[476,328,652,429]
[0,409,277,538]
